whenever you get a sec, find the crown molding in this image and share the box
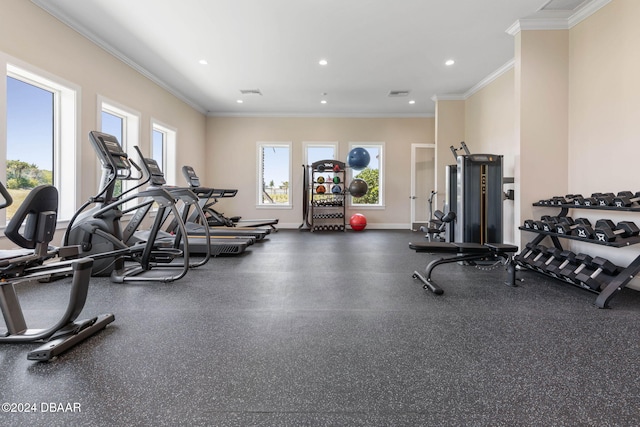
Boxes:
[464,59,515,98]
[430,94,465,102]
[568,0,611,28]
[208,112,435,119]
[506,0,611,35]
[30,0,208,114]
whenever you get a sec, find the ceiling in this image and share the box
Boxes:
[32,0,597,117]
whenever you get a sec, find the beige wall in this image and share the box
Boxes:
[206,117,434,228]
[0,0,207,247]
[515,29,570,250]
[433,100,465,212]
[0,0,207,205]
[465,69,517,243]
[566,0,640,271]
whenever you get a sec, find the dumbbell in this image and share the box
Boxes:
[545,250,576,278]
[558,253,593,283]
[533,220,549,231]
[533,247,564,273]
[549,196,568,205]
[515,243,546,265]
[593,219,640,242]
[523,219,536,229]
[574,222,595,239]
[539,215,560,232]
[574,195,597,206]
[613,191,640,208]
[555,218,591,235]
[595,192,616,207]
[574,256,619,291]
[564,194,583,204]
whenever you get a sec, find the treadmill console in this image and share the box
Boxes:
[89,131,132,173]
[143,157,166,186]
[181,166,200,188]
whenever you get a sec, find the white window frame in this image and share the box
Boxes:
[303,141,339,166]
[151,119,177,185]
[98,97,140,208]
[348,142,385,208]
[256,141,292,209]
[1,55,79,226]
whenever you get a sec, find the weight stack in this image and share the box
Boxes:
[455,154,503,244]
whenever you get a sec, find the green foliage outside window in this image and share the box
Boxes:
[6,159,52,189]
[352,168,379,204]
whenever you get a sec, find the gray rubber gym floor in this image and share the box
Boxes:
[2,229,640,426]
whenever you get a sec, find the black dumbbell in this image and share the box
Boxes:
[594,192,616,206]
[546,250,576,278]
[550,196,568,205]
[515,243,546,265]
[533,220,548,231]
[555,218,591,235]
[559,253,593,283]
[594,220,640,242]
[565,194,583,205]
[574,257,619,291]
[575,195,597,206]
[613,191,640,208]
[574,222,595,239]
[533,247,564,273]
[539,216,560,232]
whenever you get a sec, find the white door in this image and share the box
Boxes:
[410,144,436,230]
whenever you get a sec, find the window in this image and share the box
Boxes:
[1,60,78,226]
[152,129,165,173]
[99,98,140,200]
[304,142,338,166]
[5,76,53,221]
[257,142,291,207]
[348,142,384,207]
[151,121,176,185]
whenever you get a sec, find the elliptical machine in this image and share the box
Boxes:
[63,131,192,283]
[0,181,114,361]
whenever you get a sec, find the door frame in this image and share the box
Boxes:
[410,143,436,229]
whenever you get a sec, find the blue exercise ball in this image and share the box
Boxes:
[347,147,370,171]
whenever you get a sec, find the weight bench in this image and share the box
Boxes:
[409,242,519,295]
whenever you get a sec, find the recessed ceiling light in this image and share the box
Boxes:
[320,100,327,104]
[319,59,328,66]
[445,59,455,66]
[199,59,208,65]
[409,100,416,104]
[236,99,243,104]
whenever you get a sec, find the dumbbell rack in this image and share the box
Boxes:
[519,202,640,308]
[308,160,346,232]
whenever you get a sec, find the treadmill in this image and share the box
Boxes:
[130,147,255,254]
[181,166,277,237]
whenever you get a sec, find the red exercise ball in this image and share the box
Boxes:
[349,213,367,231]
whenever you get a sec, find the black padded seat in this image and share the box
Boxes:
[409,242,458,253]
[484,243,519,253]
[453,242,489,252]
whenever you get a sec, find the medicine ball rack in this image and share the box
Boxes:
[518,200,640,308]
[305,160,346,232]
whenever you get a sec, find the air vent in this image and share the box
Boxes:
[388,90,410,97]
[540,0,588,11]
[240,89,262,95]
